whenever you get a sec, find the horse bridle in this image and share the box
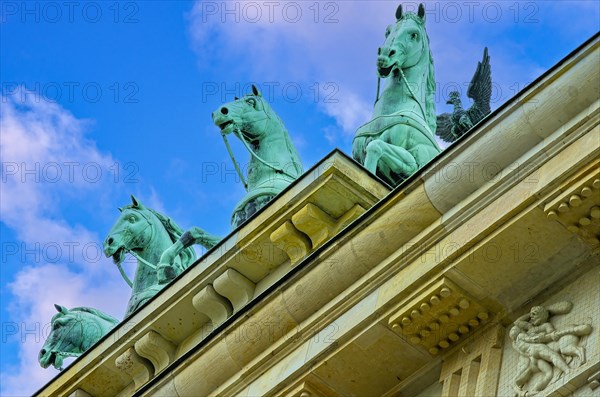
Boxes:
[48,318,85,371]
[220,98,298,191]
[375,18,428,122]
[113,208,157,288]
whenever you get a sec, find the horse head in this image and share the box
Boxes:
[377,4,428,78]
[212,84,277,140]
[39,304,118,369]
[212,84,303,227]
[103,195,156,265]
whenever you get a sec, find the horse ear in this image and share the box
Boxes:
[251,84,262,97]
[418,3,425,20]
[130,195,140,207]
[395,4,403,20]
[234,96,239,100]
[118,207,123,212]
[54,304,68,314]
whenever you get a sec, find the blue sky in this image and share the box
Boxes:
[1,1,598,395]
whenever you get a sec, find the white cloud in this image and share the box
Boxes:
[188,0,598,142]
[0,88,130,395]
[187,1,393,137]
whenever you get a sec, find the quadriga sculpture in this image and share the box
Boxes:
[103,195,197,316]
[353,3,441,186]
[39,305,118,370]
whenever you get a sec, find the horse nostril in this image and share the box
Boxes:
[378,48,381,55]
[221,107,229,115]
[40,349,46,356]
[389,50,396,57]
[107,237,114,245]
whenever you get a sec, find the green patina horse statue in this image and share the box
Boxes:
[353,4,441,186]
[214,84,303,227]
[156,86,303,283]
[103,195,197,316]
[39,197,207,369]
[39,305,119,370]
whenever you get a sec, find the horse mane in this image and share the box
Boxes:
[147,208,197,268]
[64,307,119,325]
[423,31,436,133]
[400,13,437,133]
[257,96,303,176]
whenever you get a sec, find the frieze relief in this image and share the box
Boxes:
[509,301,593,396]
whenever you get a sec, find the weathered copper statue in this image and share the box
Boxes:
[156,85,304,283]
[39,305,118,370]
[353,4,441,186]
[103,195,197,316]
[436,47,492,142]
[214,85,303,227]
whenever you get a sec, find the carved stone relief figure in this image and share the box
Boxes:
[509,301,592,396]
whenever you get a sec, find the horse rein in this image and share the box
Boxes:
[375,19,428,124]
[220,98,299,185]
[49,319,85,370]
[398,67,428,124]
[234,126,298,180]
[113,208,158,288]
[221,132,248,190]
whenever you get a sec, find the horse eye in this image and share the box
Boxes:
[129,216,135,223]
[411,32,419,40]
[385,29,390,38]
[247,98,256,107]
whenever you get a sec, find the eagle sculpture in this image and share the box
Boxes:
[436,47,492,143]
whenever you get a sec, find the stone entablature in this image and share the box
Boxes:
[36,35,599,397]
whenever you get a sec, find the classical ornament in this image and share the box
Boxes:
[213,84,303,227]
[388,278,492,355]
[38,305,119,370]
[509,301,593,396]
[545,172,600,246]
[436,47,492,142]
[353,3,442,186]
[115,347,154,389]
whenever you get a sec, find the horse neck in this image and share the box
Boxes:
[77,312,112,349]
[246,116,301,177]
[131,222,172,291]
[377,49,430,119]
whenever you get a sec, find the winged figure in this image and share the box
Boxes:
[436,47,492,143]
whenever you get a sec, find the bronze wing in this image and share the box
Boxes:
[467,47,492,121]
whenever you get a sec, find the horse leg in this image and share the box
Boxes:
[410,143,441,169]
[352,136,369,164]
[157,227,221,284]
[365,140,418,182]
